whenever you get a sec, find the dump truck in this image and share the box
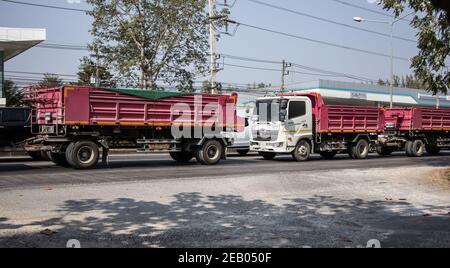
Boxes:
[377,107,450,156]
[24,85,242,169]
[250,92,384,161]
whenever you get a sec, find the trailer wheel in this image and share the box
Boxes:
[351,139,369,159]
[196,140,223,165]
[425,144,441,155]
[170,151,195,163]
[409,140,425,157]
[237,149,250,156]
[292,140,311,161]
[320,151,337,159]
[259,152,277,160]
[65,141,100,169]
[376,146,393,156]
[49,153,70,167]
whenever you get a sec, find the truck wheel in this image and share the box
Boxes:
[352,139,369,159]
[65,141,100,169]
[410,140,425,157]
[49,153,70,167]
[405,141,413,157]
[376,146,393,156]
[170,151,194,163]
[320,151,337,159]
[292,140,311,161]
[196,140,223,165]
[28,151,43,161]
[259,152,277,160]
[40,151,52,161]
[237,149,250,156]
[425,144,441,155]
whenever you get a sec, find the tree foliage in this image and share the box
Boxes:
[3,80,25,107]
[381,0,449,94]
[86,0,209,89]
[38,73,63,87]
[77,56,116,87]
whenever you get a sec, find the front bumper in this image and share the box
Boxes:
[250,141,289,153]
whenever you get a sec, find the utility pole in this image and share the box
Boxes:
[95,47,100,88]
[281,60,291,93]
[209,0,218,94]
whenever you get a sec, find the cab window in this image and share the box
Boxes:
[288,101,306,119]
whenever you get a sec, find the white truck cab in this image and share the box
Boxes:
[250,96,313,160]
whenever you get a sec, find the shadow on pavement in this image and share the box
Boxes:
[0,194,448,248]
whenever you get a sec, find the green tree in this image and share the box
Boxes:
[381,0,449,94]
[86,0,209,89]
[77,56,115,87]
[3,80,25,107]
[38,73,63,87]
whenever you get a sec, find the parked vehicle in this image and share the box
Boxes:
[377,107,450,156]
[250,92,385,161]
[24,86,242,169]
[0,107,36,157]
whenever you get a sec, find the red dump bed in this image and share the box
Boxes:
[281,92,385,133]
[385,107,450,131]
[27,86,240,130]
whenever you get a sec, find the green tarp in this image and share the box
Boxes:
[100,87,193,100]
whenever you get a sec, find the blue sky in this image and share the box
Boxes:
[0,0,419,88]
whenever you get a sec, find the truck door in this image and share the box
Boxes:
[285,99,312,148]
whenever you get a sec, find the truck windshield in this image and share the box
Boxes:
[255,99,280,122]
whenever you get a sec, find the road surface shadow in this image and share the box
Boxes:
[0,194,448,248]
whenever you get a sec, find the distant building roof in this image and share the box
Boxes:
[286,79,450,108]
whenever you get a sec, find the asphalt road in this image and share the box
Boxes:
[1,152,450,189]
[0,152,449,248]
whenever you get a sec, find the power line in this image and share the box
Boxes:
[233,22,410,61]
[329,0,411,22]
[223,63,340,77]
[0,0,88,12]
[246,0,415,43]
[5,70,78,78]
[220,53,376,82]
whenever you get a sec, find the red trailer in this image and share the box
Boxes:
[250,92,385,161]
[24,86,242,169]
[378,107,450,156]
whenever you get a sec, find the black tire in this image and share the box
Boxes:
[292,140,311,161]
[258,152,277,160]
[320,151,337,159]
[40,150,52,161]
[405,140,413,157]
[65,141,99,169]
[170,151,195,163]
[237,149,250,156]
[195,140,223,165]
[376,146,393,156]
[410,139,425,157]
[348,150,356,159]
[49,152,70,167]
[28,151,43,161]
[352,139,369,159]
[425,144,441,155]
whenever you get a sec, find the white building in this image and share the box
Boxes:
[285,79,450,108]
[0,27,46,106]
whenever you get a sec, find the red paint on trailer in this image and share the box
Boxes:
[27,86,240,130]
[385,107,450,131]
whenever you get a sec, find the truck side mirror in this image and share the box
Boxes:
[280,109,287,122]
[280,100,288,110]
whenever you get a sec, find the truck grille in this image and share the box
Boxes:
[252,130,278,141]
